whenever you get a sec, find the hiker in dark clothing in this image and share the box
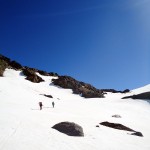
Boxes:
[52,101,55,108]
[39,102,43,110]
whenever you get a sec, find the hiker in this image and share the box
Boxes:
[39,102,43,110]
[52,101,55,108]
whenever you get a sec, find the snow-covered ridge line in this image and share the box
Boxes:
[132,84,150,94]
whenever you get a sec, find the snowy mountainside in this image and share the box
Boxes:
[132,84,150,94]
[0,68,150,150]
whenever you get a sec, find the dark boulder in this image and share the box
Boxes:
[131,132,143,137]
[52,121,84,136]
[52,76,104,98]
[22,68,44,83]
[100,121,135,132]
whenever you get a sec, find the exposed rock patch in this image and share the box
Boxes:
[0,56,9,76]
[0,55,11,76]
[131,132,143,137]
[9,61,22,70]
[23,67,59,77]
[101,89,130,94]
[112,115,122,118]
[0,54,23,76]
[100,121,135,132]
[48,72,59,77]
[100,121,143,137]
[38,70,50,76]
[52,76,104,98]
[41,94,53,98]
[122,92,150,100]
[22,68,44,83]
[52,121,84,136]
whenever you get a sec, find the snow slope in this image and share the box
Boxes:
[132,84,150,94]
[0,69,150,150]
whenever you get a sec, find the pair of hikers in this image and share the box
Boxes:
[39,101,55,110]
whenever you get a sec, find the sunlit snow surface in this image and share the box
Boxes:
[0,69,150,150]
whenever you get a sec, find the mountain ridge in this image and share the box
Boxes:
[0,54,129,98]
[0,55,150,150]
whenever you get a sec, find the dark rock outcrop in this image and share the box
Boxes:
[101,89,121,93]
[9,61,22,70]
[100,121,135,132]
[52,121,84,136]
[52,76,104,98]
[101,89,130,94]
[41,94,53,98]
[23,67,59,77]
[122,92,150,100]
[48,72,59,77]
[112,115,122,118]
[0,55,9,76]
[131,132,143,137]
[122,89,130,93]
[22,68,44,83]
[37,70,49,76]
[0,54,11,63]
[0,54,23,76]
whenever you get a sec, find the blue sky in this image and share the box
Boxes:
[0,0,150,90]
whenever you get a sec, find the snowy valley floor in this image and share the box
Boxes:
[0,69,150,150]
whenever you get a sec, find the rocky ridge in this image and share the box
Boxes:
[0,54,129,98]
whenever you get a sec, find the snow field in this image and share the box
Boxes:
[0,69,150,150]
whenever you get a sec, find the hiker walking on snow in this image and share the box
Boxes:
[39,102,43,110]
[52,101,55,108]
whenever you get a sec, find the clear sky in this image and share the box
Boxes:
[0,0,150,90]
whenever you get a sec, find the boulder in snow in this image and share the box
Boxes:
[131,132,143,137]
[52,121,84,136]
[100,121,135,132]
